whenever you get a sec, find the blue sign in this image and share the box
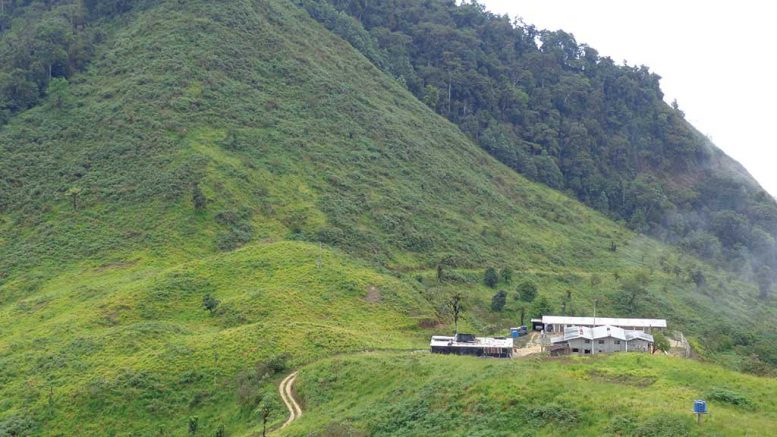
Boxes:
[693,400,707,414]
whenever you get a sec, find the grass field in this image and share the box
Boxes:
[289,352,777,436]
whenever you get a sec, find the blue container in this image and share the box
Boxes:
[510,328,520,338]
[693,400,707,413]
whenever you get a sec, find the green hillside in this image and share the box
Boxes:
[289,352,777,436]
[0,0,775,435]
[299,0,777,284]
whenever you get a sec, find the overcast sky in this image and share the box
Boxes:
[481,0,777,197]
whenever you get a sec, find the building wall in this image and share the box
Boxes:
[626,339,651,352]
[562,337,651,354]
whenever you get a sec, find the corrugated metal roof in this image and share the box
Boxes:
[551,325,654,343]
[542,315,666,328]
[430,336,513,348]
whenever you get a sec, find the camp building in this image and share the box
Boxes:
[532,315,667,333]
[430,333,513,358]
[550,325,654,355]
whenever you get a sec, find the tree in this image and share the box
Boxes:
[516,280,537,302]
[48,77,69,108]
[66,187,82,210]
[203,294,219,314]
[448,292,464,335]
[756,266,773,300]
[422,84,440,110]
[653,332,670,353]
[484,267,498,288]
[259,400,272,437]
[491,290,507,312]
[519,305,526,326]
[690,269,705,288]
[618,272,649,313]
[192,182,207,211]
[531,295,553,319]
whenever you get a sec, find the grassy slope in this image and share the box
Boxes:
[291,352,777,436]
[0,0,774,435]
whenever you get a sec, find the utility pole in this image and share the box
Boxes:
[592,298,597,355]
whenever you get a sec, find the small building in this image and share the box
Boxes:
[551,325,654,355]
[430,333,513,358]
[534,316,666,333]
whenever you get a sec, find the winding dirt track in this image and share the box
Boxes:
[278,371,301,430]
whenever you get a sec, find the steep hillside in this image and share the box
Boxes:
[0,0,775,435]
[299,0,777,286]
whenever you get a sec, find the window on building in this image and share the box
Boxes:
[615,340,621,345]
[598,340,605,344]
[584,339,591,344]
[584,349,591,354]
[572,348,579,353]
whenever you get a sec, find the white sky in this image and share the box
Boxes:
[481,0,777,197]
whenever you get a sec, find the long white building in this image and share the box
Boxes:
[532,315,667,333]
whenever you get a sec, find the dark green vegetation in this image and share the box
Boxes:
[299,0,777,289]
[290,352,777,436]
[0,0,140,123]
[0,0,775,435]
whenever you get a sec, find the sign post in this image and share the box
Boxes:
[693,400,708,425]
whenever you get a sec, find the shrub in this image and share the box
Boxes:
[706,388,751,407]
[484,267,499,288]
[310,422,368,437]
[632,413,694,437]
[524,402,579,427]
[202,294,219,314]
[491,290,507,312]
[516,281,537,302]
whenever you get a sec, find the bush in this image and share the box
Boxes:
[524,402,579,427]
[202,294,220,314]
[706,388,751,407]
[484,267,499,288]
[491,290,507,312]
[517,281,538,302]
[632,413,695,437]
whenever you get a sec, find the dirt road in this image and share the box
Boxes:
[278,371,301,431]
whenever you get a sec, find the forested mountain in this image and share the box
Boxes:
[297,0,777,293]
[0,0,776,435]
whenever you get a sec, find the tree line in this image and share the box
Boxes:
[297,0,777,297]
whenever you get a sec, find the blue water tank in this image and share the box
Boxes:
[693,400,707,413]
[510,328,520,338]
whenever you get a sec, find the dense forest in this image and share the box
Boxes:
[0,0,139,124]
[296,0,777,294]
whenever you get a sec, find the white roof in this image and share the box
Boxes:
[430,336,513,349]
[551,325,654,343]
[542,315,666,328]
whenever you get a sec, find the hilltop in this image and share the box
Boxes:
[0,0,775,435]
